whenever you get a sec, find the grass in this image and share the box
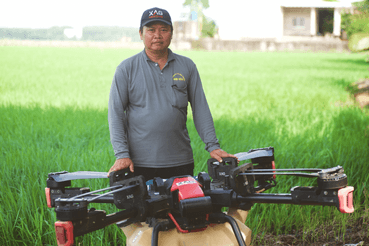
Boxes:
[0,45,368,245]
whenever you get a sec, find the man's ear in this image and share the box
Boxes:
[139,30,143,40]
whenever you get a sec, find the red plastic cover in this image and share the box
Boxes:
[45,188,51,208]
[55,221,74,246]
[272,161,276,179]
[170,177,204,201]
[338,186,354,213]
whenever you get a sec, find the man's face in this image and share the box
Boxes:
[139,22,172,53]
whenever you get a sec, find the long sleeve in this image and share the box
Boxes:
[108,67,130,159]
[187,64,220,153]
[108,50,218,167]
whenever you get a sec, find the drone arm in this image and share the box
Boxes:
[54,209,137,246]
[73,209,137,237]
[233,186,354,213]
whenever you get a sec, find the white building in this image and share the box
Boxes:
[206,0,356,41]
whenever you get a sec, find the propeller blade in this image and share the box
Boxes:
[234,149,273,161]
[49,171,108,182]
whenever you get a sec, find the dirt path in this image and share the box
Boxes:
[351,79,369,108]
[252,216,368,246]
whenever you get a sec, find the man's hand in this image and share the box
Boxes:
[108,158,134,176]
[210,149,238,163]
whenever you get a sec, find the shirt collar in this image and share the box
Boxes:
[167,49,175,62]
[141,48,175,63]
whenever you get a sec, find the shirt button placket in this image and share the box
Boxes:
[160,71,165,88]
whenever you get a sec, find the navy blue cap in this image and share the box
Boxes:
[140,7,172,28]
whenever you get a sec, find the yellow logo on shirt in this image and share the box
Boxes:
[173,73,185,81]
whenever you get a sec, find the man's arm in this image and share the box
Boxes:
[187,64,219,152]
[187,64,237,162]
[108,67,134,174]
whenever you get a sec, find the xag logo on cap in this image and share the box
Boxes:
[149,10,164,19]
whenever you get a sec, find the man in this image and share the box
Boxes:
[108,7,236,180]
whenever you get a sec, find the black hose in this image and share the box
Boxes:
[223,214,247,246]
[209,213,246,246]
[151,220,174,246]
[151,222,161,246]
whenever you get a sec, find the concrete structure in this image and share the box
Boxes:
[171,0,356,51]
[173,20,199,41]
[280,0,354,39]
[211,0,356,41]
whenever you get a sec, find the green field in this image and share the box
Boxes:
[0,45,368,245]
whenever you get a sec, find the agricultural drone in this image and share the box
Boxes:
[45,147,354,246]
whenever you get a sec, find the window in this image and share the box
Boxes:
[178,22,184,31]
[293,17,305,27]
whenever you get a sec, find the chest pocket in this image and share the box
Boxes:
[171,74,188,109]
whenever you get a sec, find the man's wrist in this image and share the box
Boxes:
[115,152,130,160]
[207,145,221,153]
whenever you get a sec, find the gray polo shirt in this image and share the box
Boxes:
[108,49,220,168]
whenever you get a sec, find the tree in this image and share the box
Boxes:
[342,0,369,54]
[183,0,213,37]
[183,0,209,11]
[201,17,217,38]
[342,0,369,38]
[353,0,369,11]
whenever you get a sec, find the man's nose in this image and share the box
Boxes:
[154,30,162,38]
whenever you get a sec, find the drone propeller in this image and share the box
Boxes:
[48,171,108,182]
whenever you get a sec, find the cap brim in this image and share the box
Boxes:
[141,19,172,27]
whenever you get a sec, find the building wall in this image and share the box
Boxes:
[283,8,312,36]
[176,1,353,41]
[173,21,199,41]
[182,38,348,52]
[203,0,354,40]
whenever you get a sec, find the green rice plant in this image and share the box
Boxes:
[0,45,368,245]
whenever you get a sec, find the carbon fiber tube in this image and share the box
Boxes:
[56,195,115,203]
[235,191,339,207]
[236,193,294,204]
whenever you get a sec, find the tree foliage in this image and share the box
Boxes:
[342,0,369,39]
[0,27,70,40]
[353,0,369,11]
[343,0,369,53]
[82,26,140,42]
[183,0,217,38]
[348,32,369,52]
[0,26,141,42]
[183,0,209,9]
[201,17,217,38]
